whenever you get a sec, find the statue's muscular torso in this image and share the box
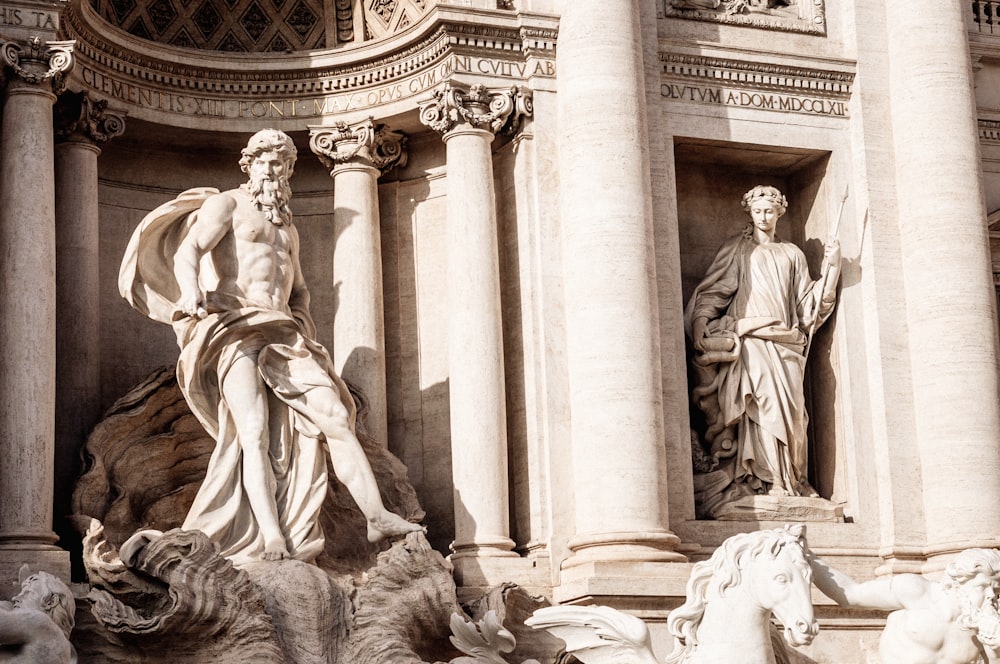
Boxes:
[211,188,298,312]
[175,186,304,317]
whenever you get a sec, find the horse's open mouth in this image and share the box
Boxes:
[784,620,819,647]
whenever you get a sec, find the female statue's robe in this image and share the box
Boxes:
[119,188,356,563]
[685,230,836,494]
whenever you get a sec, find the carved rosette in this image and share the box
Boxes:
[54,90,126,145]
[418,82,532,137]
[309,118,408,174]
[1,37,74,93]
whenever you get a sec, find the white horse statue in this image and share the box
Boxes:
[526,524,818,664]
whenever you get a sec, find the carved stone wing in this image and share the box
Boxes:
[525,605,661,664]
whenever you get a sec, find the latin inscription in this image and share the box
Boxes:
[661,82,848,117]
[0,4,58,29]
[80,55,555,120]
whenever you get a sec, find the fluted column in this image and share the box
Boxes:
[419,83,530,559]
[0,38,74,585]
[310,119,405,448]
[53,91,124,550]
[885,0,1000,555]
[557,0,685,566]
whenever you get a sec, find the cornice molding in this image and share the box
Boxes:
[64,3,557,97]
[660,52,853,98]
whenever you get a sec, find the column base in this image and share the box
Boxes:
[451,553,552,603]
[450,536,519,560]
[0,548,71,601]
[562,531,688,569]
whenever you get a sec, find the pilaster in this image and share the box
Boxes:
[310,119,406,448]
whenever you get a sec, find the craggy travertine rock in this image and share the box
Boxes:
[242,559,351,664]
[344,531,462,663]
[76,524,284,663]
[75,520,536,664]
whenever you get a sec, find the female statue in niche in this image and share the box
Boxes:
[685,185,841,499]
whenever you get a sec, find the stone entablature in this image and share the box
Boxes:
[62,1,557,131]
[659,51,854,118]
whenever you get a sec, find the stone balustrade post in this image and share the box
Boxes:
[419,83,531,559]
[53,90,125,550]
[885,0,1000,555]
[556,0,686,567]
[0,37,74,590]
[309,119,406,448]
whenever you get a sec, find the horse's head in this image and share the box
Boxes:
[746,524,819,647]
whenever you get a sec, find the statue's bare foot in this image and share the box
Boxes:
[367,511,426,543]
[768,486,791,497]
[260,542,290,561]
[795,482,820,498]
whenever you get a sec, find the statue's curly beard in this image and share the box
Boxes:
[954,588,1000,645]
[246,174,292,225]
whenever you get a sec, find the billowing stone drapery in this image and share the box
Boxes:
[53,90,125,547]
[419,83,530,558]
[0,37,75,587]
[556,0,686,566]
[885,0,1000,553]
[309,119,406,448]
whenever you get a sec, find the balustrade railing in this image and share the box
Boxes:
[973,1,1000,34]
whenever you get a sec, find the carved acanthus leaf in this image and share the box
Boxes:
[2,37,74,92]
[309,118,407,173]
[418,82,532,136]
[55,90,127,144]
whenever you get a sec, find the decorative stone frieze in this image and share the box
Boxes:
[981,118,1000,142]
[661,53,853,96]
[664,0,826,36]
[54,90,126,144]
[309,119,407,173]
[660,52,853,118]
[417,82,532,136]
[1,37,74,92]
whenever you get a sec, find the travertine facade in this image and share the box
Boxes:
[2,0,1000,661]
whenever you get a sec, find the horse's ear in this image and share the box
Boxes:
[17,564,30,585]
[785,523,807,539]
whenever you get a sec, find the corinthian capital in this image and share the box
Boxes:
[418,82,532,136]
[55,91,126,145]
[2,37,74,92]
[309,119,407,174]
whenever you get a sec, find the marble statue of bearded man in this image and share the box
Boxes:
[119,129,422,564]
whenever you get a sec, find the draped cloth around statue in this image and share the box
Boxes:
[685,231,835,494]
[119,188,357,564]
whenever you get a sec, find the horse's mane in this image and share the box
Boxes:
[665,524,808,664]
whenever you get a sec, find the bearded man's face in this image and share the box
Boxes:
[953,572,1000,641]
[247,150,293,219]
